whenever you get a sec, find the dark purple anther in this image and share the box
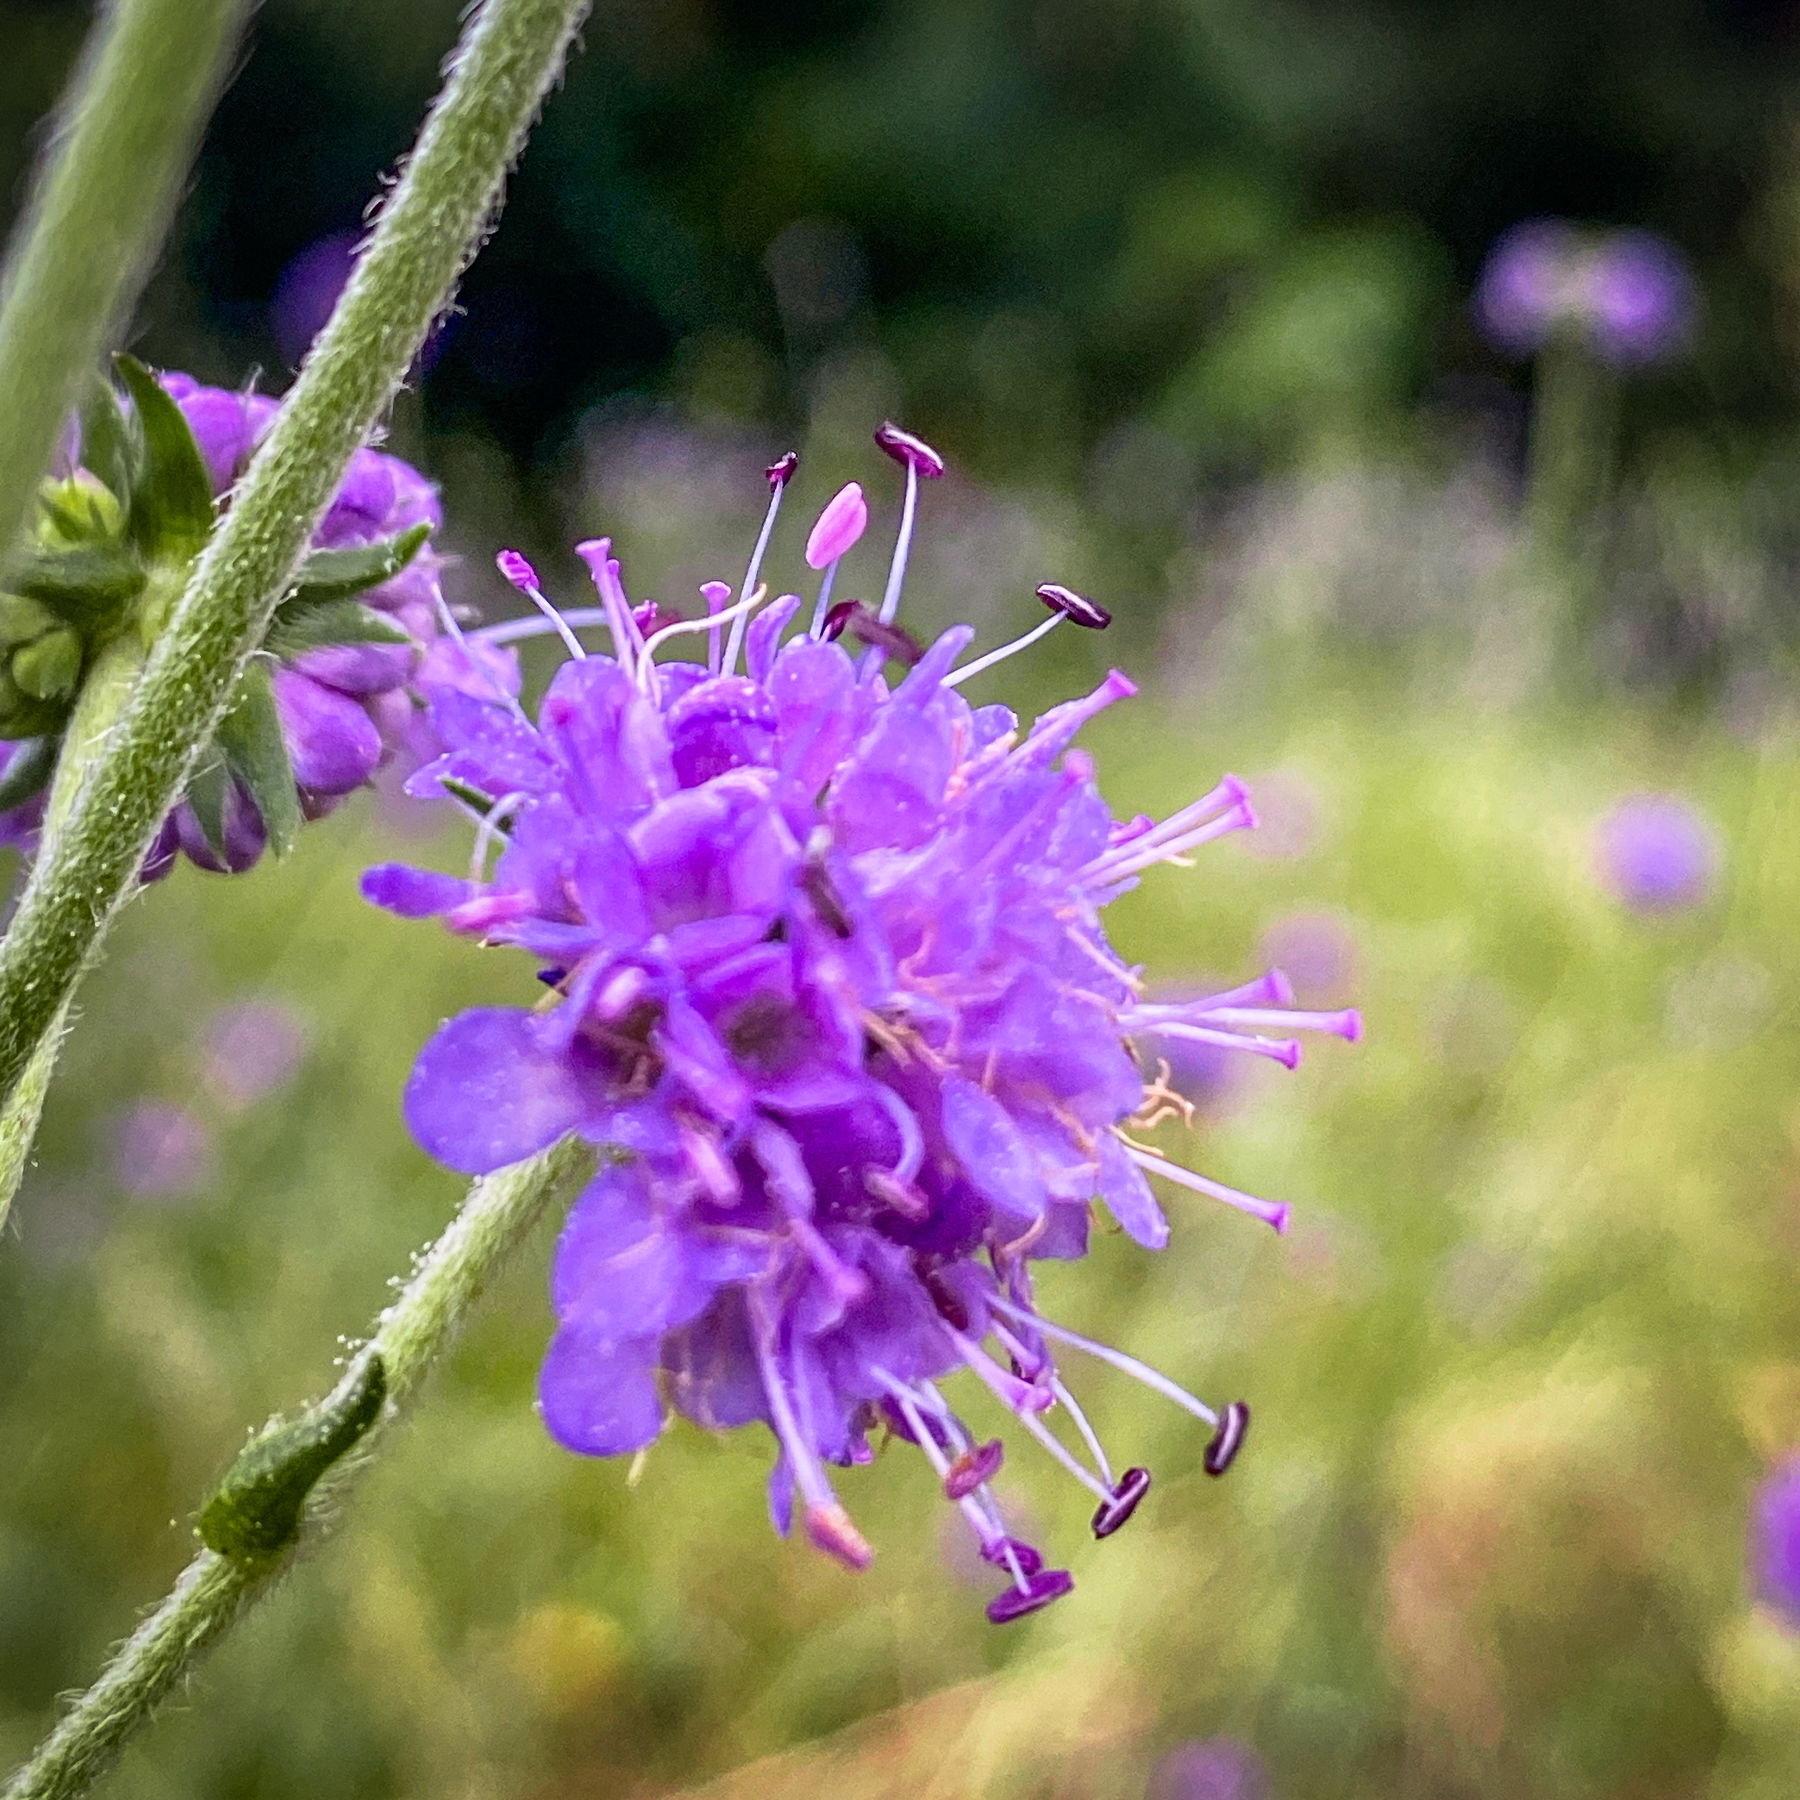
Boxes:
[1036,583,1111,630]
[874,421,946,480]
[943,1438,1004,1500]
[536,967,567,987]
[496,548,538,591]
[799,855,854,937]
[920,1263,971,1332]
[980,1536,1043,1578]
[633,600,684,636]
[1091,1465,1152,1538]
[1204,1400,1250,1476]
[766,450,799,489]
[985,1568,1074,1625]
[822,598,924,666]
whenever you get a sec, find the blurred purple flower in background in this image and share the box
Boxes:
[1595,794,1720,912]
[1260,910,1359,1006]
[1149,1737,1270,1800]
[1476,221,1695,367]
[112,1101,214,1201]
[1751,1455,1800,1630]
[270,232,360,367]
[201,999,309,1109]
[366,425,1360,1624]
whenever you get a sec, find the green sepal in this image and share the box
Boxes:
[0,666,67,740]
[12,628,82,701]
[198,1353,387,1562]
[184,748,232,863]
[215,662,302,857]
[0,596,57,647]
[439,775,512,828]
[113,355,216,562]
[264,599,413,660]
[7,542,146,625]
[0,736,58,811]
[77,372,141,511]
[282,522,430,607]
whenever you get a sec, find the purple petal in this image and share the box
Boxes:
[941,1073,1047,1221]
[538,1322,664,1457]
[402,1008,596,1173]
[360,863,475,918]
[272,669,383,795]
[1096,1129,1169,1249]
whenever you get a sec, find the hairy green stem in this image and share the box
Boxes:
[0,0,249,568]
[0,636,146,1231]
[0,1134,596,1800]
[0,0,592,1112]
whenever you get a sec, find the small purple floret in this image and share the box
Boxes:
[985,1568,1074,1624]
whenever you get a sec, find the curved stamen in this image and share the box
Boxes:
[877,460,918,626]
[496,549,586,660]
[1122,1142,1290,1233]
[641,583,763,661]
[985,1293,1220,1429]
[1051,1376,1115,1487]
[1204,1400,1251,1475]
[432,593,530,722]
[942,612,1063,688]
[724,454,796,676]
[1091,1466,1152,1538]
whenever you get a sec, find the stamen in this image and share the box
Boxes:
[724,452,796,676]
[1082,776,1249,877]
[1122,1142,1290,1233]
[1143,1022,1302,1069]
[702,580,731,675]
[1204,1400,1250,1476]
[467,789,528,885]
[641,584,763,661]
[943,1439,1004,1500]
[1083,802,1256,885]
[496,549,586,660]
[986,1294,1220,1429]
[942,582,1113,690]
[986,1568,1074,1625]
[1050,1376,1115,1486]
[873,422,944,625]
[432,592,530,721]
[821,599,924,667]
[1200,1006,1362,1042]
[1091,1466,1152,1539]
[574,538,645,679]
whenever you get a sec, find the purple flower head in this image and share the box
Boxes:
[201,999,309,1108]
[1475,220,1695,367]
[366,433,1358,1623]
[1596,794,1720,913]
[1753,1455,1800,1631]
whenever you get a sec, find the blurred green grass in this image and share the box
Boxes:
[4,648,1798,1798]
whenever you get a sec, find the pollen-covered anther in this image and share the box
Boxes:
[986,1568,1075,1625]
[873,421,946,479]
[1036,583,1111,629]
[1091,1465,1152,1538]
[804,1501,875,1570]
[1204,1400,1250,1476]
[943,1439,1005,1500]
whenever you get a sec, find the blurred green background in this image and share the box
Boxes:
[7,1,1800,1796]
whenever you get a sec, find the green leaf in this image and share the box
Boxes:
[282,522,430,606]
[183,748,231,863]
[215,662,301,857]
[264,599,413,660]
[0,735,58,811]
[198,1353,387,1561]
[113,354,216,561]
[78,373,140,508]
[440,775,512,827]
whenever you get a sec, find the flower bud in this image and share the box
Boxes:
[805,482,868,570]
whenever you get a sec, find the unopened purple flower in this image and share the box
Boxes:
[112,1101,213,1200]
[1476,220,1695,366]
[270,232,359,367]
[1149,1738,1270,1800]
[0,371,483,876]
[365,422,1358,1624]
[1596,794,1719,912]
[1753,1456,1800,1631]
